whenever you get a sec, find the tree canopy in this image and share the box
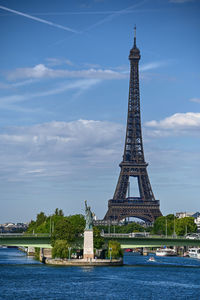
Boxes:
[176,217,197,236]
[153,215,197,236]
[96,221,146,235]
[52,240,70,259]
[26,210,85,240]
[93,227,104,249]
[51,218,76,246]
[108,240,123,259]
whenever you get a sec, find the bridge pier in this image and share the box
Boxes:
[27,246,35,256]
[141,247,149,256]
[40,248,52,263]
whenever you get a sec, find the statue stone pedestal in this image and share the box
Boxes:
[83,229,94,259]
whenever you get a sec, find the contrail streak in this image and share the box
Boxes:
[53,0,148,46]
[0,5,79,34]
[0,9,159,16]
[85,0,148,31]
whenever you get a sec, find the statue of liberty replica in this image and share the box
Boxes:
[85,200,93,230]
[83,200,94,260]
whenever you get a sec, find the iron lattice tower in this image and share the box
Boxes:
[104,28,162,223]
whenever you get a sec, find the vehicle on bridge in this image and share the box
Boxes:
[129,232,150,238]
[186,233,200,240]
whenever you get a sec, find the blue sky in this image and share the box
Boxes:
[0,0,199,223]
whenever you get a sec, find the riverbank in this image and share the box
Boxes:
[45,257,123,266]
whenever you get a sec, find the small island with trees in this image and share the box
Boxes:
[26,207,197,264]
[27,205,123,266]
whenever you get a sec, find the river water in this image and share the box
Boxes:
[0,248,200,299]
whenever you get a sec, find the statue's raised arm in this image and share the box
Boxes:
[85,200,93,230]
[85,200,88,210]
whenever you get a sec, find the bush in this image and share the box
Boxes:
[108,240,123,259]
[52,240,70,259]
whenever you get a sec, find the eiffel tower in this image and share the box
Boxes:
[104,27,162,223]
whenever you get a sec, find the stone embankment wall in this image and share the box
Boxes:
[40,248,52,261]
[45,258,123,266]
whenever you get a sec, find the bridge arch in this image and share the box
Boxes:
[117,213,153,224]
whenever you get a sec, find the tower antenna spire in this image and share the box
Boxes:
[134,25,136,48]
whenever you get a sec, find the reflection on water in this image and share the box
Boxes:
[81,266,95,272]
[0,248,200,300]
[0,248,41,265]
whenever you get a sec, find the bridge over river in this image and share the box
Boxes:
[1,233,200,249]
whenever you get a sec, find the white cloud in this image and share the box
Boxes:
[25,169,45,174]
[0,119,124,181]
[190,98,200,103]
[46,58,74,67]
[6,64,127,81]
[5,60,169,83]
[140,61,167,72]
[145,112,200,136]
[0,79,36,90]
[0,79,100,109]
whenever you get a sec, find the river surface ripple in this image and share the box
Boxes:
[0,248,200,299]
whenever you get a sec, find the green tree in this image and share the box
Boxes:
[51,218,75,246]
[54,208,59,216]
[95,222,149,235]
[26,210,85,238]
[152,214,198,236]
[153,216,166,235]
[93,227,104,249]
[176,217,197,236]
[26,220,36,234]
[153,214,176,236]
[36,212,47,227]
[58,209,64,216]
[116,222,145,234]
[108,240,123,259]
[52,240,70,259]
[26,210,66,234]
[67,214,85,237]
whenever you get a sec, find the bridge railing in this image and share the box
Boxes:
[101,233,193,239]
[1,233,199,241]
[0,233,51,237]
